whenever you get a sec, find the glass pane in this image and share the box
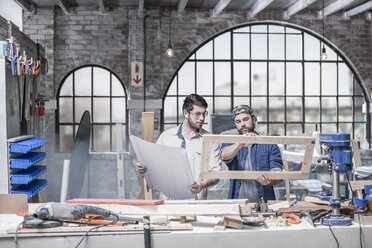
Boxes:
[269,34,284,60]
[112,98,126,123]
[234,62,249,95]
[251,34,267,59]
[75,97,91,123]
[339,123,352,135]
[178,97,185,121]
[251,25,267,32]
[178,62,195,95]
[286,27,301,34]
[287,97,302,122]
[197,62,213,95]
[257,123,267,135]
[305,63,320,95]
[269,62,284,95]
[287,124,302,135]
[269,25,284,33]
[251,62,267,95]
[233,96,250,108]
[93,125,110,151]
[59,98,73,123]
[75,67,92,96]
[339,63,353,95]
[322,123,337,133]
[305,124,318,134]
[269,97,284,122]
[215,62,231,95]
[93,98,110,123]
[60,75,73,96]
[215,32,231,60]
[204,97,214,115]
[112,75,125,96]
[196,40,213,60]
[355,123,367,148]
[323,43,337,61]
[167,76,177,95]
[164,96,177,123]
[59,125,73,152]
[112,124,126,152]
[233,33,249,59]
[234,26,250,32]
[252,97,267,122]
[286,34,302,60]
[305,97,320,122]
[304,33,320,60]
[339,97,352,121]
[215,97,231,114]
[354,97,364,122]
[93,67,110,96]
[269,124,284,136]
[286,63,302,95]
[322,63,337,95]
[189,54,195,60]
[322,97,336,122]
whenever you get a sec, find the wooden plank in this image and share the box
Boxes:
[66,199,164,205]
[199,141,211,176]
[284,161,290,202]
[202,135,315,145]
[349,180,372,190]
[116,124,125,198]
[164,199,248,205]
[352,140,362,168]
[0,194,28,214]
[28,203,241,216]
[7,223,193,234]
[141,112,154,200]
[301,144,315,174]
[200,171,309,180]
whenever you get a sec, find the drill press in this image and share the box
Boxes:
[319,133,352,226]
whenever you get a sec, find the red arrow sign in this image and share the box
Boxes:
[133,75,142,84]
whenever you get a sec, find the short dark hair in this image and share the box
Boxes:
[182,94,208,112]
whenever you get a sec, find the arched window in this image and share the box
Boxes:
[57,65,127,152]
[164,23,370,147]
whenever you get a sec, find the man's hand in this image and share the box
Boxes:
[189,181,205,194]
[240,132,256,147]
[256,174,282,186]
[136,162,147,175]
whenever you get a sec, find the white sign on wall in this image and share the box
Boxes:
[131,62,143,87]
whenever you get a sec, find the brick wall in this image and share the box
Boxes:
[21,6,372,201]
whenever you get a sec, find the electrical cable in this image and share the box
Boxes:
[14,220,24,248]
[328,222,340,248]
[74,212,119,248]
[346,172,363,248]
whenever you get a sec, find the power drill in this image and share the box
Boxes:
[24,202,118,228]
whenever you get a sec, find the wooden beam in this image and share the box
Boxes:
[202,135,315,145]
[322,0,357,17]
[200,171,309,180]
[212,0,231,17]
[283,0,317,19]
[343,1,372,18]
[138,0,144,15]
[249,0,274,17]
[177,0,189,15]
[140,112,154,200]
[349,180,372,190]
[13,0,35,12]
[56,0,70,15]
[352,140,362,168]
[98,0,106,12]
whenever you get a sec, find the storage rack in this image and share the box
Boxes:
[8,136,47,200]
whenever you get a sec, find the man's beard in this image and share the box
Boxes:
[238,127,254,134]
[188,118,203,130]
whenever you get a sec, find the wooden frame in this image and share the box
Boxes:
[199,135,315,180]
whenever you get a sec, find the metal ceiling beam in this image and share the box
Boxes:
[322,0,357,17]
[212,0,231,17]
[177,0,189,15]
[98,0,106,12]
[138,0,144,15]
[343,0,372,17]
[56,0,70,15]
[13,0,35,13]
[283,0,317,20]
[249,0,274,18]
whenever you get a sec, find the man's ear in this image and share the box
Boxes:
[183,109,188,118]
[253,116,257,123]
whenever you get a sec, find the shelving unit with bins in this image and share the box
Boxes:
[7,135,47,200]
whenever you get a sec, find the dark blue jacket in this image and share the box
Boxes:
[221,143,283,201]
